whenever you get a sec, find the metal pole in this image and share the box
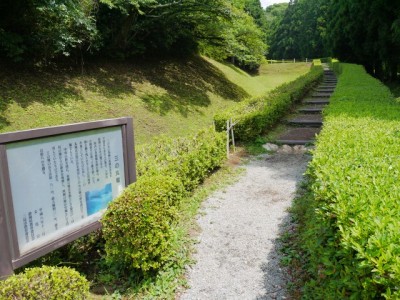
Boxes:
[230,118,236,153]
[226,120,230,158]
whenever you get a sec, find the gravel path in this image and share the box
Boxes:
[180,149,311,300]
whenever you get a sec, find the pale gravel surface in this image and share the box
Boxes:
[180,150,311,300]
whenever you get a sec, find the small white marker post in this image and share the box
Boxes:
[226,119,237,158]
[230,118,236,153]
[226,120,230,158]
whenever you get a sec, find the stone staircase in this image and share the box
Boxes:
[275,65,336,145]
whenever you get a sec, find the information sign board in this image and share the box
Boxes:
[0,118,136,278]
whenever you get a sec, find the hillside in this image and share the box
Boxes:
[0,57,310,145]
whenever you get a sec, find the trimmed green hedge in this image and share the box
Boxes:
[302,63,400,298]
[136,128,226,191]
[0,266,89,299]
[102,174,185,272]
[102,127,226,272]
[214,65,323,141]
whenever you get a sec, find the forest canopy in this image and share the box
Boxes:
[268,0,400,80]
[0,0,268,70]
[1,0,399,78]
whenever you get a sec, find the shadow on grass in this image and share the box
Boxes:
[128,56,248,116]
[141,93,202,117]
[0,69,85,108]
[0,56,248,126]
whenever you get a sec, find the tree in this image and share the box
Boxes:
[268,0,301,59]
[243,0,269,38]
[268,0,328,60]
[97,0,233,57]
[265,2,288,46]
[0,0,268,70]
[0,0,98,64]
[327,0,400,80]
[199,2,267,70]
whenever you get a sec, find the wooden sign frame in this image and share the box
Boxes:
[0,117,136,278]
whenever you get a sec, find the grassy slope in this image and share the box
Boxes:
[205,57,310,97]
[0,57,310,145]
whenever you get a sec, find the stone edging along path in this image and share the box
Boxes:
[179,145,312,300]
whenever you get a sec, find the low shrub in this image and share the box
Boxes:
[0,266,89,299]
[320,57,332,63]
[102,174,185,272]
[136,127,226,191]
[214,65,323,141]
[102,127,226,272]
[300,63,400,299]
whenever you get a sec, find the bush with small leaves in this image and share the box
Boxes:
[102,174,186,272]
[0,266,89,300]
[136,127,226,191]
[301,63,400,299]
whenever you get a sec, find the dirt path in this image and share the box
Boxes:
[180,148,311,300]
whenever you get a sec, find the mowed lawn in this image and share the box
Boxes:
[205,57,311,97]
[0,57,310,145]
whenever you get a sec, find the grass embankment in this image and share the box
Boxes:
[0,57,309,145]
[204,57,310,97]
[288,64,400,299]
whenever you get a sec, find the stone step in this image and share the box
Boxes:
[298,104,326,113]
[316,86,335,89]
[287,114,323,127]
[317,84,336,88]
[319,84,337,88]
[315,88,335,93]
[311,92,333,98]
[303,98,330,105]
[276,127,321,145]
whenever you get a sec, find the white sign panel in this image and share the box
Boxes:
[6,127,125,255]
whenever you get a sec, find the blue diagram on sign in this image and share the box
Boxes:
[85,183,112,215]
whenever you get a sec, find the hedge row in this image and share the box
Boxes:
[214,65,323,141]
[102,128,226,272]
[303,64,400,298]
[0,266,89,299]
[135,128,226,191]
